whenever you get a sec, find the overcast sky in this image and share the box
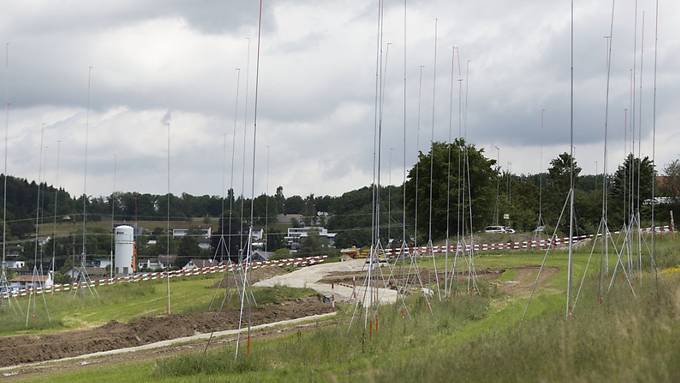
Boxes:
[0,0,678,200]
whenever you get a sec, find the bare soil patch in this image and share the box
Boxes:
[211,266,287,288]
[497,266,560,295]
[0,296,332,368]
[320,267,503,286]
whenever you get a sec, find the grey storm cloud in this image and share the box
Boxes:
[0,0,678,199]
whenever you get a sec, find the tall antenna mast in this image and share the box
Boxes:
[265,145,269,253]
[401,0,407,257]
[164,110,171,314]
[52,140,61,276]
[428,18,441,300]
[81,66,92,267]
[539,109,544,224]
[650,0,659,282]
[228,68,241,261]
[239,38,251,256]
[387,147,392,241]
[26,125,50,326]
[600,0,616,282]
[566,0,576,319]
[1,42,9,293]
[414,65,423,249]
[74,66,97,297]
[630,0,638,241]
[444,45,455,296]
[636,12,645,279]
[110,154,117,279]
[235,0,263,359]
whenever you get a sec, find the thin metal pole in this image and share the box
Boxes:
[637,12,645,280]
[2,43,9,284]
[166,117,171,315]
[414,65,423,248]
[265,145,269,253]
[428,18,438,245]
[444,46,455,296]
[81,66,92,266]
[601,0,616,280]
[539,109,544,224]
[651,0,659,284]
[52,140,61,275]
[228,68,241,260]
[566,0,575,319]
[218,125,226,261]
[388,147,392,242]
[494,145,500,226]
[401,0,407,258]
[240,38,251,256]
[110,154,116,279]
[236,0,263,360]
[428,18,441,301]
[630,0,638,252]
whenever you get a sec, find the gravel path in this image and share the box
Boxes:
[254,259,398,305]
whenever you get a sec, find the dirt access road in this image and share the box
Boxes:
[254,259,398,305]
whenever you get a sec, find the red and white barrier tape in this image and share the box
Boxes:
[1,255,327,299]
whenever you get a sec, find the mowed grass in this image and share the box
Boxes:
[0,273,316,336]
[14,234,680,382]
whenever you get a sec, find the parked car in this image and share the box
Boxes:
[484,225,506,233]
[484,226,515,234]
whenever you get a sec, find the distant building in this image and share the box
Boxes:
[284,227,337,249]
[10,273,53,290]
[158,254,178,268]
[250,250,274,262]
[87,258,112,269]
[183,258,216,270]
[138,258,164,271]
[65,267,109,281]
[172,227,212,239]
[2,259,25,270]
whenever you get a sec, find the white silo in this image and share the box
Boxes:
[114,225,135,275]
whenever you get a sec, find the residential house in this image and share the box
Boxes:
[250,250,274,262]
[172,227,212,239]
[183,258,216,270]
[10,273,53,290]
[65,267,109,281]
[284,227,337,249]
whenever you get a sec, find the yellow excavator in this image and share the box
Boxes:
[340,246,371,259]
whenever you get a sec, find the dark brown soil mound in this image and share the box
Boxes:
[0,296,332,368]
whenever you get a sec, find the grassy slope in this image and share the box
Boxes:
[0,274,314,336]
[16,234,680,382]
[37,217,215,237]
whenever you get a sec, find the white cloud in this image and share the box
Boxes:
[0,0,678,201]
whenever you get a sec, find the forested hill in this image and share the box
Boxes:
[0,144,676,248]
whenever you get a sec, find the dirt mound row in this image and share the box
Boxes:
[211,267,286,288]
[319,267,504,286]
[0,297,332,368]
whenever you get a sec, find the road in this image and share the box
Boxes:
[254,259,398,305]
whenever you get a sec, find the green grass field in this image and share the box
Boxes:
[0,274,314,336]
[11,233,680,382]
[37,217,216,238]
